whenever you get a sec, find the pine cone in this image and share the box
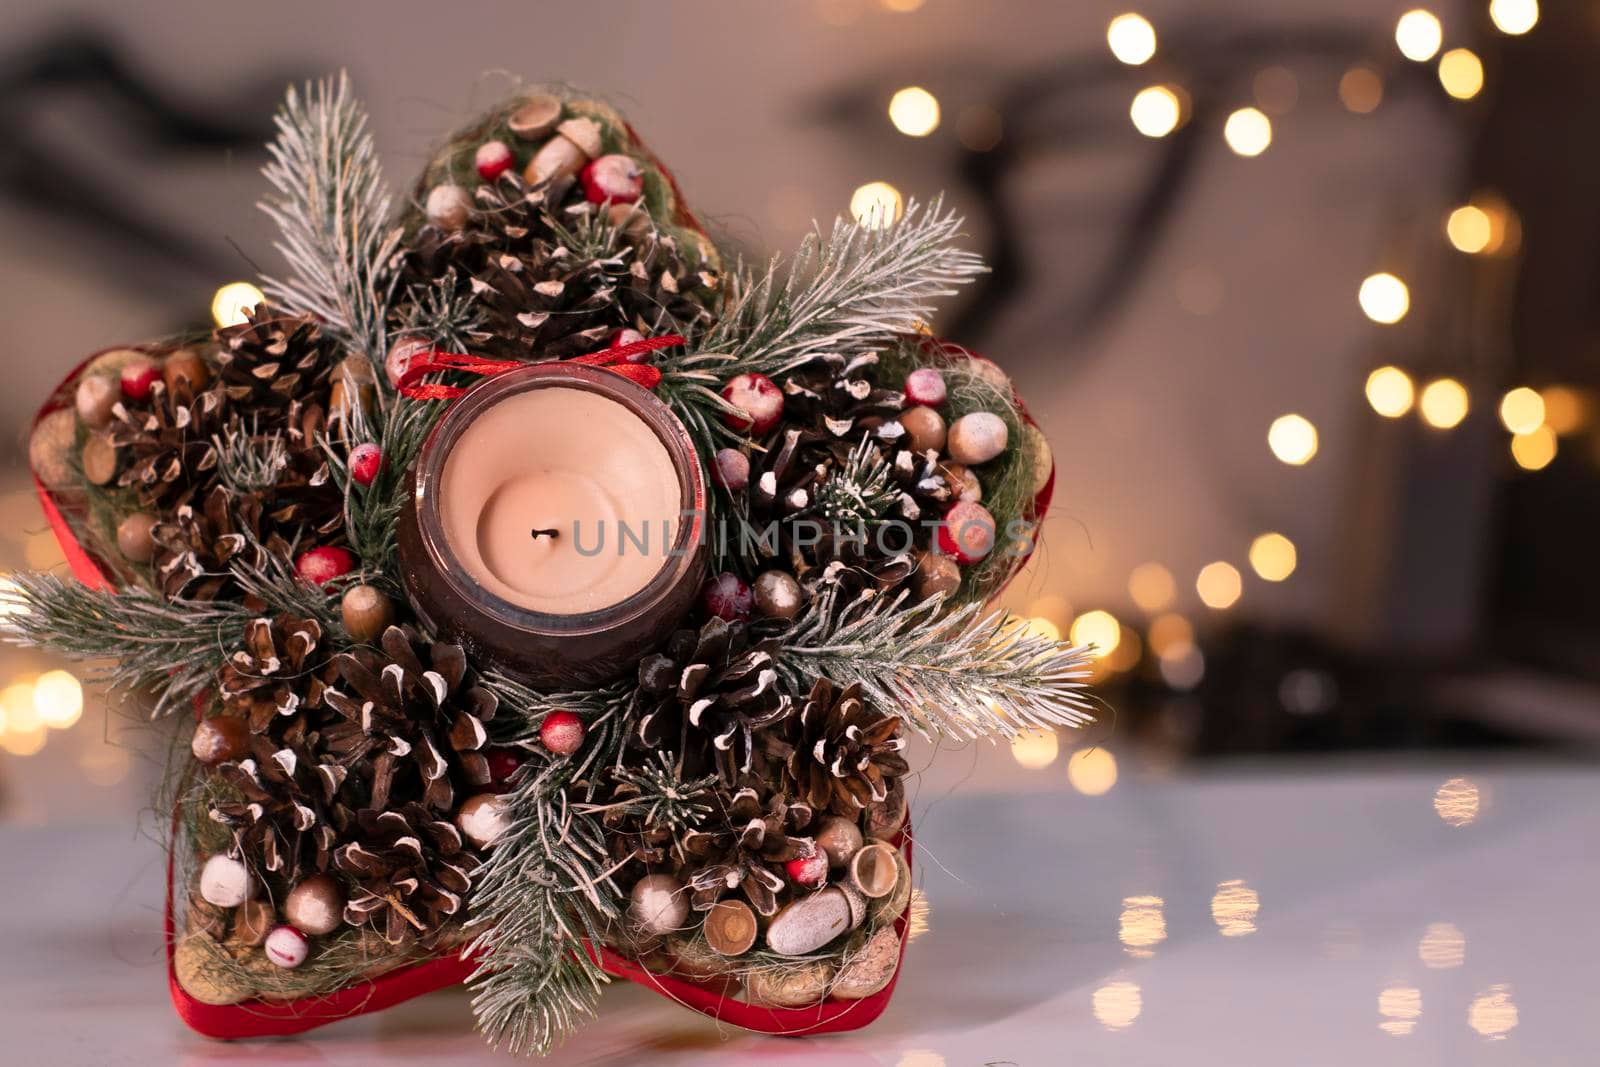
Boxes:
[321,625,500,813]
[107,379,229,514]
[217,613,336,734]
[151,486,284,600]
[583,755,719,876]
[785,679,909,816]
[214,308,337,440]
[396,173,718,360]
[681,783,815,917]
[630,618,793,783]
[336,802,473,946]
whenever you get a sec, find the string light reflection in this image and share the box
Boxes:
[1367,366,1416,417]
[888,87,940,137]
[1419,378,1470,429]
[1378,985,1423,1036]
[1468,985,1519,1039]
[1119,895,1168,957]
[1092,979,1143,1029]
[1418,922,1466,968]
[1394,9,1444,62]
[1106,13,1157,66]
[1211,879,1260,936]
[211,282,264,328]
[1434,777,1480,826]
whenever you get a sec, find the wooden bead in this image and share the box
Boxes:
[946,411,1009,466]
[628,874,689,936]
[765,884,866,956]
[116,512,158,563]
[285,874,345,935]
[899,406,947,454]
[163,348,211,393]
[831,925,901,1000]
[507,94,562,140]
[191,715,250,765]
[456,793,508,848]
[75,375,118,428]
[341,584,394,643]
[703,899,758,957]
[814,816,864,868]
[29,409,77,490]
[745,960,835,1008]
[264,925,309,968]
[81,433,119,486]
[230,898,274,948]
[199,854,252,908]
[425,184,472,231]
[912,550,961,602]
[753,570,803,620]
[849,841,900,899]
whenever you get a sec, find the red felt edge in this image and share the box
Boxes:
[35,338,1049,1041]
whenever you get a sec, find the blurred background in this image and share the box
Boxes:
[1,0,1595,830]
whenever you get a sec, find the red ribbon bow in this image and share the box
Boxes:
[396,334,683,399]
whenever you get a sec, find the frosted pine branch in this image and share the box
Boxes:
[780,589,1096,740]
[259,72,400,367]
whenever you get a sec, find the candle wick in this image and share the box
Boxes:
[530,527,560,541]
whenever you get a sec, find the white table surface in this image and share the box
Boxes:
[1,751,1590,1066]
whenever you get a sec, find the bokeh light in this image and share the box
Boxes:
[1468,985,1519,1039]
[1268,413,1319,465]
[1211,879,1260,936]
[0,680,46,757]
[1071,610,1123,658]
[1489,0,1538,35]
[1196,562,1242,609]
[1120,895,1167,957]
[888,86,940,137]
[1249,533,1297,582]
[1419,378,1470,429]
[1498,387,1545,434]
[1130,86,1184,138]
[1378,985,1423,1037]
[211,281,264,328]
[850,182,904,228]
[33,669,83,729]
[1434,776,1480,826]
[1367,366,1416,417]
[1158,643,1205,690]
[1011,729,1060,770]
[1511,426,1557,470]
[1092,979,1143,1029]
[1446,204,1492,253]
[1395,9,1444,62]
[1340,65,1384,113]
[1418,922,1466,969]
[1438,49,1484,100]
[1021,616,1062,642]
[1540,385,1587,435]
[1223,107,1272,157]
[955,106,1004,152]
[1359,272,1410,324]
[1252,66,1298,115]
[1128,562,1176,613]
[1067,747,1118,796]
[1147,613,1193,655]
[1106,13,1157,66]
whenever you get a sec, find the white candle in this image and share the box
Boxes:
[438,386,681,615]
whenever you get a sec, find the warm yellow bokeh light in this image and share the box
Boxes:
[1489,0,1538,35]
[1147,613,1193,656]
[1358,272,1410,324]
[1223,107,1272,157]
[1120,895,1167,957]
[1419,378,1470,429]
[1468,984,1519,1039]
[1106,13,1157,66]
[1092,979,1143,1029]
[33,669,82,729]
[1434,776,1480,826]
[1027,593,1073,630]
[1128,562,1176,613]
[1211,879,1260,936]
[850,182,904,229]
[1252,66,1299,115]
[1498,387,1545,434]
[1021,616,1062,642]
[1340,65,1384,114]
[1071,610,1123,659]
[1395,9,1443,62]
[1249,533,1297,582]
[1,682,39,732]
[1129,85,1184,138]
[888,86,940,137]
[1540,385,1587,435]
[1438,48,1484,100]
[1366,366,1416,418]
[1446,204,1492,253]
[1379,985,1423,1037]
[1418,921,1466,969]
[1268,413,1319,465]
[1067,747,1118,796]
[1511,426,1557,471]
[1011,729,1060,770]
[1158,642,1205,690]
[1196,561,1242,610]
[211,281,264,329]
[1106,626,1142,673]
[879,0,926,12]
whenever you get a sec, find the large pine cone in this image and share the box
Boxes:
[151,486,286,600]
[321,625,500,813]
[630,618,793,783]
[785,678,909,816]
[214,309,338,431]
[681,784,816,917]
[335,802,473,946]
[106,379,229,514]
[217,613,336,733]
[396,173,718,359]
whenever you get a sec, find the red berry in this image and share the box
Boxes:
[702,572,753,621]
[581,154,644,204]
[937,501,997,565]
[540,710,586,756]
[349,443,384,487]
[785,851,828,887]
[712,448,750,491]
[904,367,948,407]
[606,327,655,364]
[475,140,514,181]
[484,746,525,789]
[295,546,355,585]
[120,358,161,401]
[721,373,784,435]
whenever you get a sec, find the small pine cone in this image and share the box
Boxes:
[214,308,338,439]
[106,380,229,514]
[209,735,357,881]
[216,613,334,734]
[151,486,286,600]
[630,618,793,783]
[681,784,815,917]
[321,625,501,813]
[779,352,906,448]
[336,802,474,946]
[785,679,909,816]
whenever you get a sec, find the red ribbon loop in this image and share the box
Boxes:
[397,334,682,399]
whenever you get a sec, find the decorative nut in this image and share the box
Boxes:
[507,94,563,140]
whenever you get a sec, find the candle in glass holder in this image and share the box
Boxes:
[398,363,706,686]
